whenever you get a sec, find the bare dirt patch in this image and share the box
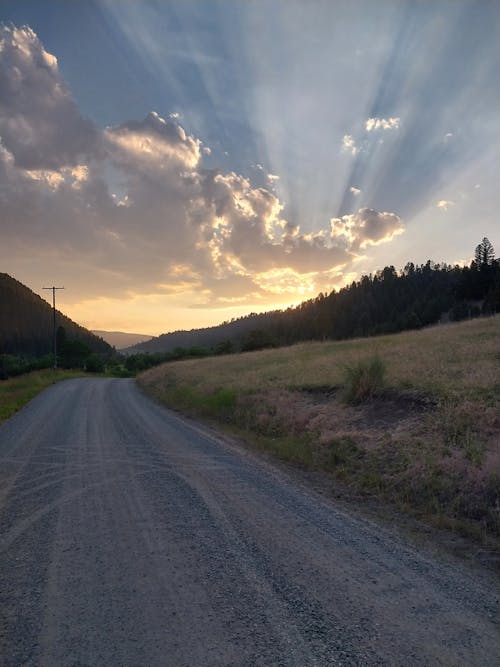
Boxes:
[301,385,435,426]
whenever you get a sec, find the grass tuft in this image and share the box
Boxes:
[342,356,386,403]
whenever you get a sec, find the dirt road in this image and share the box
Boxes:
[0,378,498,665]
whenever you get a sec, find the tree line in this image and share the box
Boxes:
[2,238,498,377]
[236,237,499,349]
[132,237,500,359]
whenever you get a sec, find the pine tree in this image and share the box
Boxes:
[474,237,495,267]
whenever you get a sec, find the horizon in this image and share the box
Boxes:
[58,243,500,340]
[1,1,499,336]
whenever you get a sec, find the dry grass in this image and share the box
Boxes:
[0,369,88,423]
[139,316,500,542]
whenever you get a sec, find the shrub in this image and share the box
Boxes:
[85,354,105,373]
[203,388,237,420]
[342,356,386,404]
[326,437,362,468]
[59,339,91,369]
[0,354,53,379]
[241,329,276,352]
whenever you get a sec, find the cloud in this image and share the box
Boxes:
[105,110,201,171]
[365,117,400,132]
[253,267,317,297]
[0,25,99,169]
[192,170,353,277]
[341,134,358,155]
[0,25,405,313]
[267,173,280,182]
[350,186,361,196]
[330,208,404,250]
[436,199,454,211]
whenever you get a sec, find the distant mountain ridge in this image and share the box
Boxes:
[0,273,112,357]
[92,330,152,349]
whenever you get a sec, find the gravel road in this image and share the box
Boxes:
[0,378,498,666]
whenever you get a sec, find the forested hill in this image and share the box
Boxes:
[126,315,275,355]
[130,238,500,355]
[0,273,112,356]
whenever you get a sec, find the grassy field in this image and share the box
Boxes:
[139,315,500,543]
[0,369,88,424]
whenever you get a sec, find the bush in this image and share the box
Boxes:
[0,354,53,379]
[342,356,386,404]
[85,354,105,373]
[0,354,23,379]
[59,339,91,369]
[326,437,362,468]
[203,388,237,420]
[241,329,276,352]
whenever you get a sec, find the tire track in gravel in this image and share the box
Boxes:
[0,377,499,666]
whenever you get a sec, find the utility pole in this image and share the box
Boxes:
[43,286,64,369]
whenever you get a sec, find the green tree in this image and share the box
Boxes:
[85,353,105,373]
[241,329,276,352]
[474,237,495,267]
[214,340,234,355]
[59,339,91,369]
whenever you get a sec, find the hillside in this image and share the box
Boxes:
[0,273,112,357]
[92,330,152,349]
[139,315,500,545]
[130,242,500,355]
[125,314,273,354]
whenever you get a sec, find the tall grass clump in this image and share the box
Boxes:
[342,356,386,404]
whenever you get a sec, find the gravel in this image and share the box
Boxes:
[0,377,498,666]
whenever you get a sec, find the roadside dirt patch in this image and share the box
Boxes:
[350,390,436,429]
[301,386,435,427]
[297,387,436,446]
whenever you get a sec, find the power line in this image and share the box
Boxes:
[43,286,64,369]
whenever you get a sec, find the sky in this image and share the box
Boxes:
[1,0,499,336]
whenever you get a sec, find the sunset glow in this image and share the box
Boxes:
[1,2,499,335]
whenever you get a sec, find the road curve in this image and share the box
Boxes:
[0,378,498,666]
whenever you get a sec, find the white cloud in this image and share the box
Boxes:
[105,111,201,171]
[330,208,404,250]
[341,134,358,155]
[350,186,361,196]
[365,117,400,132]
[267,173,280,182]
[436,199,455,211]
